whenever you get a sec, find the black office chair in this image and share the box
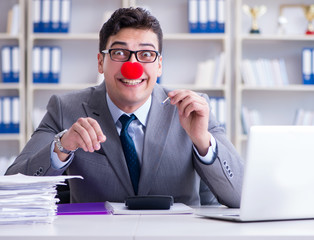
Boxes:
[199,179,219,205]
[56,179,70,204]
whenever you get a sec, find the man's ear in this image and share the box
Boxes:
[157,55,162,77]
[97,53,104,73]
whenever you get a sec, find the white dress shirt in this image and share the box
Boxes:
[51,93,217,169]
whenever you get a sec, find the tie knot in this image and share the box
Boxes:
[119,114,136,131]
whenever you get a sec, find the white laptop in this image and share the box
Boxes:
[198,125,314,222]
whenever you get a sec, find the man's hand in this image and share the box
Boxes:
[168,90,211,156]
[54,117,106,161]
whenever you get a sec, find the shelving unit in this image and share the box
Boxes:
[129,0,232,140]
[0,0,26,164]
[235,0,314,158]
[6,0,314,167]
[26,0,129,138]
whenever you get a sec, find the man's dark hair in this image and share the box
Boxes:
[99,7,163,54]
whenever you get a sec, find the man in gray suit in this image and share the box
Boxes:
[6,7,243,208]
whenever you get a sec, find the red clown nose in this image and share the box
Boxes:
[121,62,144,79]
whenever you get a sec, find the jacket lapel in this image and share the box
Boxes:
[138,85,176,195]
[82,82,134,196]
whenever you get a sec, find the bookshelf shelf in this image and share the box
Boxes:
[0,134,21,141]
[162,83,227,92]
[241,35,314,41]
[31,33,99,40]
[0,83,22,90]
[164,33,226,41]
[31,83,98,91]
[0,33,21,39]
[239,85,314,92]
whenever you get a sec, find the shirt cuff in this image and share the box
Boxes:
[193,135,217,165]
[50,141,74,169]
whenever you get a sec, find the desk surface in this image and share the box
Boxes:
[1,207,314,240]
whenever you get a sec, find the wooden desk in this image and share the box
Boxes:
[1,208,314,239]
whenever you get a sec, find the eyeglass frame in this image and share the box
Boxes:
[101,48,161,63]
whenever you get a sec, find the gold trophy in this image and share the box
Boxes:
[279,4,314,35]
[303,5,314,35]
[243,5,267,34]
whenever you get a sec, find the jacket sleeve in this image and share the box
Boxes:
[193,94,244,208]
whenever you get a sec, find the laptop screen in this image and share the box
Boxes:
[240,126,314,221]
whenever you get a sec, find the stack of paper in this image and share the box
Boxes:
[0,173,82,224]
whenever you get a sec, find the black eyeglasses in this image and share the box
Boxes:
[102,48,160,63]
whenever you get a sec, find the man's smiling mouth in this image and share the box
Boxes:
[119,78,145,85]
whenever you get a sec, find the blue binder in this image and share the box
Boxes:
[1,97,11,133]
[312,48,314,84]
[11,96,20,133]
[33,47,42,83]
[1,46,12,83]
[189,0,199,33]
[207,0,217,33]
[41,47,51,83]
[60,0,71,33]
[216,0,225,33]
[50,46,61,83]
[51,0,61,32]
[0,98,3,133]
[199,0,208,33]
[33,0,42,32]
[302,48,313,85]
[41,0,51,32]
[11,46,20,83]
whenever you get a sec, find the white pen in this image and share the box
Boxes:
[162,97,170,104]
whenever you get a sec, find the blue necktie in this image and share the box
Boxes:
[119,114,140,195]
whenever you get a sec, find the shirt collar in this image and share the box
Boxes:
[106,93,151,127]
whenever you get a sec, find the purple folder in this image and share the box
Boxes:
[57,202,112,215]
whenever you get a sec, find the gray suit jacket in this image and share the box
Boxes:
[6,82,243,207]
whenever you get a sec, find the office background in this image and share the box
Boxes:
[0,0,314,174]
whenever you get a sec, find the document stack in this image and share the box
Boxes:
[0,174,82,224]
